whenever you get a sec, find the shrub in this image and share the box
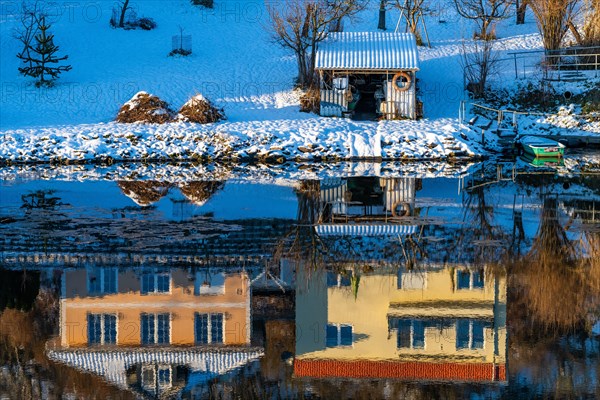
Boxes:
[191,0,214,8]
[168,48,192,57]
[177,94,224,123]
[116,91,175,124]
[299,86,320,113]
[179,181,225,206]
[117,181,171,206]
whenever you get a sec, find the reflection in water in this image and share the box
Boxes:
[49,267,260,398]
[1,167,600,398]
[295,265,506,383]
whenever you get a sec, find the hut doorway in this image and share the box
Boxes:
[349,73,386,121]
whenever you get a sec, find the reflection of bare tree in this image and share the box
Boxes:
[0,285,136,399]
[528,196,575,264]
[274,181,327,271]
[510,195,597,338]
[458,184,508,267]
[117,181,171,207]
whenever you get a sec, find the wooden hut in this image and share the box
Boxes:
[315,32,421,120]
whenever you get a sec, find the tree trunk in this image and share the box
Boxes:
[119,0,130,28]
[480,19,490,40]
[378,0,386,30]
[567,19,583,45]
[516,1,527,25]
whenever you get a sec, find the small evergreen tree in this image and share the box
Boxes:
[17,15,71,87]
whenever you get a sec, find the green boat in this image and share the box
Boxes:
[519,135,566,158]
[520,153,564,168]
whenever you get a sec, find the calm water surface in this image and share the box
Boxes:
[1,162,599,399]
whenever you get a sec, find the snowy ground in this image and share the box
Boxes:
[0,0,597,163]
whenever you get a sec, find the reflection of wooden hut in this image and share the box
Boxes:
[318,177,417,224]
[315,32,420,120]
[117,181,170,207]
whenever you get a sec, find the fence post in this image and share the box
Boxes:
[513,53,518,79]
[512,113,518,133]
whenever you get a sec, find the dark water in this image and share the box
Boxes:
[1,162,599,399]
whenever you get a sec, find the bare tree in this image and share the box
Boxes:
[393,0,429,45]
[575,0,600,46]
[461,39,501,98]
[378,0,387,30]
[528,0,579,51]
[267,0,367,88]
[453,0,515,40]
[515,0,527,24]
[118,0,131,28]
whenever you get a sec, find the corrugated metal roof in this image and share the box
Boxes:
[315,223,418,237]
[315,32,419,71]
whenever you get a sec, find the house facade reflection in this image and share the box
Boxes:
[49,267,262,398]
[295,264,507,383]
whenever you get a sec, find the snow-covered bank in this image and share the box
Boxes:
[1,150,599,184]
[0,159,481,183]
[0,117,486,163]
[1,1,597,163]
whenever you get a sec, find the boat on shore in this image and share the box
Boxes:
[519,135,566,158]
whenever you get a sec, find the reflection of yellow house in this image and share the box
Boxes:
[48,267,262,398]
[58,267,250,347]
[295,265,507,382]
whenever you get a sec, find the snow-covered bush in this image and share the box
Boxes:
[299,86,320,114]
[179,181,224,206]
[117,181,171,206]
[116,92,175,124]
[191,0,214,9]
[109,1,157,30]
[177,94,224,123]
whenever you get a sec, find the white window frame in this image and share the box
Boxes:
[456,269,484,290]
[326,323,353,347]
[87,313,118,345]
[397,320,426,349]
[194,313,225,344]
[141,365,172,394]
[141,271,171,295]
[456,319,486,350]
[87,267,118,294]
[140,313,171,345]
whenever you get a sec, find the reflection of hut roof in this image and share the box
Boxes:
[117,181,170,206]
[315,223,418,237]
[179,181,224,206]
[294,359,505,382]
[47,347,263,392]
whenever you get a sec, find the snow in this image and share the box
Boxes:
[0,1,598,163]
[0,117,482,162]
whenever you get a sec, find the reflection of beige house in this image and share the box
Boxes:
[295,265,506,382]
[48,268,262,398]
